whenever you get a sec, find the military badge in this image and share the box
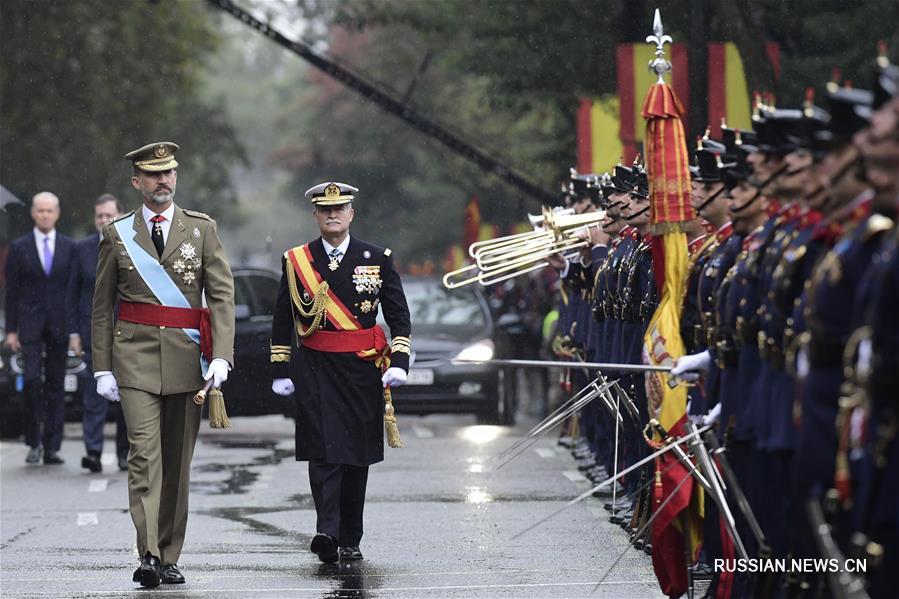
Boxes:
[174,242,201,285]
[363,250,371,259]
[353,266,382,294]
[359,300,373,313]
[179,242,197,261]
[328,258,340,271]
[193,227,201,239]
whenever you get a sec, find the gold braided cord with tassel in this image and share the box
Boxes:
[374,349,403,448]
[193,379,232,429]
[285,259,330,338]
[383,385,403,448]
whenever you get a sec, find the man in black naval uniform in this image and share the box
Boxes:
[270,181,412,563]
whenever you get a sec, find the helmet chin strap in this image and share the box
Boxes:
[624,205,650,221]
[733,162,790,214]
[695,185,726,215]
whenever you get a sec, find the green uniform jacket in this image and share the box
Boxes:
[91,205,235,395]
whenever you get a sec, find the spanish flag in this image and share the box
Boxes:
[640,63,703,597]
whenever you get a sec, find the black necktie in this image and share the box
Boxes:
[150,215,166,257]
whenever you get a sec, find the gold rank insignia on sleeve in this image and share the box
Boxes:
[390,335,411,355]
[271,344,291,363]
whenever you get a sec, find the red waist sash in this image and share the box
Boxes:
[301,325,388,359]
[118,300,213,361]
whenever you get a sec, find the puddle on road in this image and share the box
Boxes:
[192,439,294,495]
[314,561,387,598]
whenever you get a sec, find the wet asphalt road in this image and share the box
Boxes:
[1,414,664,598]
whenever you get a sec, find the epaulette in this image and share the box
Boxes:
[384,248,392,257]
[182,209,212,220]
[863,214,894,241]
[109,210,135,225]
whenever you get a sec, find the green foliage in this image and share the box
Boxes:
[740,0,899,105]
[0,0,245,236]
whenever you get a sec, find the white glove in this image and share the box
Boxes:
[670,350,712,382]
[702,402,722,426]
[96,373,120,402]
[857,338,872,379]
[382,367,407,388]
[272,378,295,396]
[795,345,810,379]
[204,358,230,388]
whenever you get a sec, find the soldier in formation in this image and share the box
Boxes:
[546,50,899,599]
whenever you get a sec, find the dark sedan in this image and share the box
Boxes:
[223,267,294,418]
[386,277,518,425]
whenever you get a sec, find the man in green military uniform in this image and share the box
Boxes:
[91,142,235,587]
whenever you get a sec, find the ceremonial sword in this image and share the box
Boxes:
[512,424,712,539]
[452,357,673,373]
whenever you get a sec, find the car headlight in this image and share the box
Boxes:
[453,339,495,362]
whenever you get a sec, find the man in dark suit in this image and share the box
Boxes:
[67,193,129,473]
[4,192,76,464]
[270,181,411,563]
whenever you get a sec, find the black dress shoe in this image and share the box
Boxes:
[338,546,363,561]
[25,447,41,464]
[310,533,338,564]
[161,564,185,584]
[43,452,64,465]
[82,452,102,473]
[118,456,128,472]
[132,553,161,587]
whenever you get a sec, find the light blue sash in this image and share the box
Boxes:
[114,214,207,375]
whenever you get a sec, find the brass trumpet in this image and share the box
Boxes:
[443,207,606,288]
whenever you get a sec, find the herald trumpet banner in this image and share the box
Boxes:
[443,206,606,288]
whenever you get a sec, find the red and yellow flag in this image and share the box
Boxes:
[617,43,689,163]
[641,73,703,597]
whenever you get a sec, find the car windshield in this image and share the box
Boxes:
[400,279,487,335]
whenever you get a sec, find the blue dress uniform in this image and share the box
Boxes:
[612,167,656,513]
[854,231,899,599]
[270,182,411,557]
[698,224,741,413]
[791,83,878,515]
[834,64,899,599]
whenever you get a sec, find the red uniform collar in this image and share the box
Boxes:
[715,221,734,242]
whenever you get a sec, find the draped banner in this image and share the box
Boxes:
[641,74,703,598]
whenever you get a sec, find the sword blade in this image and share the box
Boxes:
[452,358,672,373]
[511,425,711,539]
[591,468,697,593]
[492,382,612,470]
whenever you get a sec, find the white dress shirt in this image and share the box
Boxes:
[33,228,57,273]
[142,203,175,245]
[322,235,351,263]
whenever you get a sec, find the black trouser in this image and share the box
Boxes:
[308,460,369,547]
[22,330,67,451]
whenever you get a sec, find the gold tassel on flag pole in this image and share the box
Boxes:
[384,385,403,448]
[194,379,232,429]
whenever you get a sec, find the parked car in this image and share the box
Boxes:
[224,267,294,418]
[386,276,518,425]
